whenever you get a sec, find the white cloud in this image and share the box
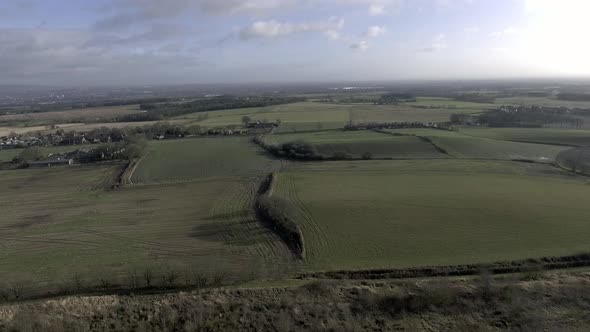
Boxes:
[365,25,386,38]
[368,3,386,14]
[239,18,344,40]
[463,26,480,33]
[490,27,521,38]
[419,33,447,52]
[350,40,369,51]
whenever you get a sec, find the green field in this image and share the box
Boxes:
[174,102,477,133]
[265,130,446,159]
[495,96,590,109]
[458,127,590,147]
[403,97,497,109]
[131,137,275,184]
[275,160,590,271]
[0,141,291,293]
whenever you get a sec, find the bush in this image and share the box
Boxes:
[256,194,305,258]
[331,151,353,160]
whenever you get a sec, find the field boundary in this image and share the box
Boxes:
[118,157,143,186]
[298,253,590,280]
[254,173,306,259]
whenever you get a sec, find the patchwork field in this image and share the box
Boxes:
[274,160,590,271]
[175,102,477,133]
[358,128,568,161]
[265,130,447,159]
[131,137,276,184]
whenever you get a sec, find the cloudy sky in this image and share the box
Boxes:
[1,0,589,85]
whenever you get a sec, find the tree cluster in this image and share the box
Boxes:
[374,93,416,105]
[140,95,305,118]
[477,106,583,128]
[454,94,496,104]
[344,121,445,131]
[557,93,590,101]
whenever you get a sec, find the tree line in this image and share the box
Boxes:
[139,95,305,118]
[451,106,586,128]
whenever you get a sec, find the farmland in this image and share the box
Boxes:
[3,89,590,305]
[0,141,290,293]
[130,137,277,184]
[458,127,590,147]
[403,97,497,109]
[383,128,568,161]
[264,130,447,159]
[176,101,479,133]
[0,105,141,126]
[274,160,590,271]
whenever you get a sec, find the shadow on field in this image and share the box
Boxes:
[191,215,271,247]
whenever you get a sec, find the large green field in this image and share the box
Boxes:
[0,141,290,293]
[275,160,590,271]
[403,97,497,109]
[174,102,476,133]
[264,130,447,159]
[458,127,590,147]
[131,137,276,184]
[377,128,569,161]
[495,96,590,109]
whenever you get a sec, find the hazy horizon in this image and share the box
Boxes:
[2,0,589,86]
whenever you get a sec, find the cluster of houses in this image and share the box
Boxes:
[0,132,114,151]
[0,135,42,149]
[344,121,446,131]
[245,120,280,129]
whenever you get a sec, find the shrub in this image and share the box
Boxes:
[255,194,305,258]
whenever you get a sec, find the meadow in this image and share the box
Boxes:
[383,128,569,161]
[130,137,278,184]
[274,160,590,271]
[458,127,590,146]
[176,101,480,133]
[0,140,290,295]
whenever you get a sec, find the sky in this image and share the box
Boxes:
[1,0,589,85]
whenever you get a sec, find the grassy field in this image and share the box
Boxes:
[275,160,590,271]
[458,127,590,147]
[495,96,590,108]
[385,128,568,161]
[265,130,447,159]
[0,139,291,294]
[174,102,477,133]
[131,137,276,184]
[403,97,497,109]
